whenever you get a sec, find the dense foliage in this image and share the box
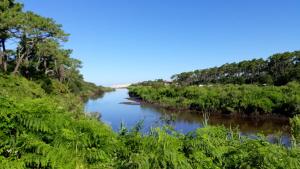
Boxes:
[172,51,300,86]
[129,83,300,117]
[131,51,300,117]
[0,75,118,168]
[0,75,300,169]
[0,0,112,97]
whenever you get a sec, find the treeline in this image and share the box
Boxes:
[1,75,300,168]
[172,51,300,86]
[131,50,300,117]
[0,0,110,96]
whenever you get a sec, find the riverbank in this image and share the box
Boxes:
[128,96,292,123]
[128,83,300,117]
[128,96,291,132]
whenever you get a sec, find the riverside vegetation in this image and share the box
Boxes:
[1,0,300,168]
[1,75,300,169]
[128,82,300,117]
[129,51,300,117]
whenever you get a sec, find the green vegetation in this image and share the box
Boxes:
[126,50,300,168]
[0,0,112,98]
[130,49,300,117]
[129,82,300,117]
[172,51,300,86]
[1,0,300,168]
[0,75,118,168]
[1,75,300,168]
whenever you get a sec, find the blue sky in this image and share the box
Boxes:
[20,0,300,86]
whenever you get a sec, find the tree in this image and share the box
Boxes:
[11,11,68,75]
[0,0,91,94]
[0,0,22,72]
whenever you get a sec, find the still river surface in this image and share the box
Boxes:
[85,89,291,145]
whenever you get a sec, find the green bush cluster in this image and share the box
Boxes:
[129,82,300,116]
[0,74,45,99]
[0,76,118,168]
[0,96,118,169]
[291,116,300,146]
[79,81,114,101]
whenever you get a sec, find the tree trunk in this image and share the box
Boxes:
[12,53,26,75]
[58,64,65,82]
[35,57,41,71]
[1,39,7,72]
[0,45,3,67]
[43,58,47,70]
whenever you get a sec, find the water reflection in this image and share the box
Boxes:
[85,89,291,145]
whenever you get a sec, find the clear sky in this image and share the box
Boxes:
[20,0,300,86]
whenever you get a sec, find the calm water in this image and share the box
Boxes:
[85,89,291,145]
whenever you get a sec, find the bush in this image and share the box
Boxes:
[129,83,300,116]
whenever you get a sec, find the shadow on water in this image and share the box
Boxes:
[85,89,291,146]
[138,103,290,134]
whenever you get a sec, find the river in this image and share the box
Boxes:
[85,89,291,145]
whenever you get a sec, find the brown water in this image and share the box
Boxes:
[85,89,291,145]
